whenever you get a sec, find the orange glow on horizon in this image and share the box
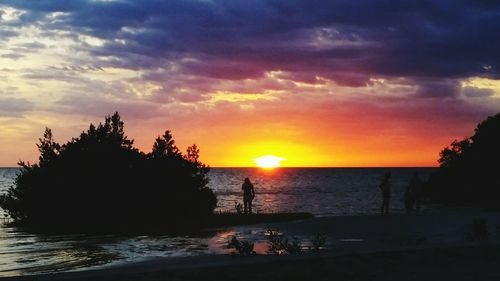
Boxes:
[0,122,445,168]
[0,108,462,168]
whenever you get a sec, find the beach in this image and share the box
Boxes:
[5,210,500,281]
[1,0,498,279]
[0,167,439,275]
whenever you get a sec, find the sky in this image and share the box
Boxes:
[1,0,500,167]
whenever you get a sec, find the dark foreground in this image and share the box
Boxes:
[5,244,500,281]
[4,211,500,280]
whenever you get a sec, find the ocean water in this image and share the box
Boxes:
[0,167,434,275]
[209,168,434,216]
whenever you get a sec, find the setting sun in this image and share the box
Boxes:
[254,155,286,168]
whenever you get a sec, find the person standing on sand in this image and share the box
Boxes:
[404,185,414,215]
[408,172,422,215]
[379,172,391,216]
[242,177,255,214]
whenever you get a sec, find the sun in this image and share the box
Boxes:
[254,155,286,169]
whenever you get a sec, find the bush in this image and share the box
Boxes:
[424,113,500,205]
[0,112,217,232]
[234,202,243,215]
[227,236,256,256]
[465,218,489,241]
[266,229,302,255]
[309,233,327,251]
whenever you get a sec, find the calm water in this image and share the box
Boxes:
[0,167,434,276]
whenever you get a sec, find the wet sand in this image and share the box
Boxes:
[5,211,500,281]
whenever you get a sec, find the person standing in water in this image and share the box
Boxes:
[242,177,255,214]
[379,172,391,216]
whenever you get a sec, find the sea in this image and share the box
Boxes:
[0,167,435,276]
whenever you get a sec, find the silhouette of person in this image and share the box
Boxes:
[242,177,255,214]
[404,185,414,215]
[408,172,422,215]
[379,172,391,216]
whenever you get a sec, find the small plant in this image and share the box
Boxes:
[286,239,302,254]
[266,229,302,255]
[465,218,489,241]
[234,202,243,215]
[227,236,256,256]
[266,229,287,255]
[309,233,327,251]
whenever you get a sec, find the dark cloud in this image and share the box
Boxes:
[55,92,160,119]
[463,86,495,98]
[414,79,461,98]
[17,41,46,50]
[0,53,24,60]
[4,0,500,94]
[0,29,18,40]
[0,97,34,117]
[22,71,84,83]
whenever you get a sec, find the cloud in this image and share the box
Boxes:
[3,0,500,85]
[0,53,24,60]
[463,86,495,98]
[0,97,34,117]
[1,0,500,166]
[54,92,160,119]
[0,29,18,39]
[414,79,461,98]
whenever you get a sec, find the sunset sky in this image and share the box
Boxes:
[1,1,500,167]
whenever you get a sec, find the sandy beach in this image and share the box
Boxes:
[4,210,500,281]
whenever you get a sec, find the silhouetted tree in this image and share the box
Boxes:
[186,144,200,162]
[37,128,60,166]
[437,138,471,168]
[0,112,217,232]
[152,130,179,158]
[424,113,500,205]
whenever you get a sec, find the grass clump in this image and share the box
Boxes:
[227,236,256,256]
[309,233,327,251]
[465,218,489,241]
[266,229,302,255]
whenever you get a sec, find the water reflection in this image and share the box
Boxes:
[0,225,219,276]
[209,227,319,256]
[0,226,119,275]
[1,224,317,275]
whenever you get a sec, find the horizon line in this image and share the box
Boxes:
[0,166,438,169]
[210,166,437,168]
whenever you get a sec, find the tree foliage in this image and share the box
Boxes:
[0,112,217,231]
[424,113,500,205]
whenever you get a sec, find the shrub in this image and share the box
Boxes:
[234,202,243,215]
[266,229,302,255]
[424,113,500,205]
[227,236,256,256]
[0,112,217,232]
[465,218,489,241]
[309,233,327,251]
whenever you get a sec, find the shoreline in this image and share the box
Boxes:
[5,242,500,281]
[3,209,500,280]
[3,212,314,235]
